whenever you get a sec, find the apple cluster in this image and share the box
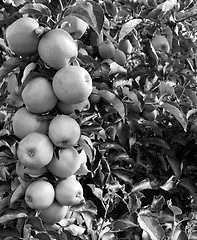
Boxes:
[5,16,93,225]
[14,112,90,225]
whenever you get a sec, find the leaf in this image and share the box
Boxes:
[160,176,177,191]
[75,200,97,215]
[100,231,115,240]
[179,178,197,205]
[0,210,27,224]
[0,57,21,83]
[10,181,30,206]
[74,162,90,175]
[151,196,165,212]
[0,226,20,238]
[19,3,51,17]
[172,229,188,240]
[64,224,85,237]
[158,0,177,12]
[119,19,142,40]
[0,166,9,181]
[35,232,52,240]
[167,199,182,216]
[112,168,134,184]
[159,81,176,96]
[28,216,46,232]
[185,88,197,109]
[143,137,170,149]
[0,38,11,54]
[143,40,159,66]
[160,102,187,131]
[112,219,138,232]
[6,92,24,108]
[88,184,103,202]
[146,0,177,19]
[104,0,117,17]
[78,136,93,163]
[100,90,125,120]
[21,62,36,85]
[0,196,9,212]
[66,0,104,34]
[166,156,181,180]
[109,62,127,75]
[138,214,165,240]
[131,179,153,193]
[81,211,95,230]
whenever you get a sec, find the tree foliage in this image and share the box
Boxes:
[0,0,197,239]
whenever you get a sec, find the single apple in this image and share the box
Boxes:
[52,65,92,104]
[17,132,54,169]
[55,176,84,206]
[25,179,55,210]
[48,114,81,148]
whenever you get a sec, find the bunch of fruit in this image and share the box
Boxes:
[5,15,92,225]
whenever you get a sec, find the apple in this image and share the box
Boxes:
[98,39,115,59]
[38,28,78,70]
[118,38,133,55]
[152,35,170,53]
[25,179,55,210]
[52,65,92,104]
[142,109,158,121]
[55,176,84,206]
[21,77,58,114]
[12,107,50,139]
[57,98,90,115]
[112,49,126,66]
[5,17,39,57]
[48,114,81,148]
[17,132,54,169]
[38,200,69,225]
[61,15,88,39]
[47,146,81,178]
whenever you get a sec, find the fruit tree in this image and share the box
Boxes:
[0,0,197,240]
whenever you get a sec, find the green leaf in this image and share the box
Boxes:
[19,3,51,17]
[100,90,125,120]
[112,219,138,232]
[0,226,19,238]
[104,0,117,17]
[35,232,52,240]
[173,230,188,240]
[167,199,182,216]
[0,38,11,54]
[158,0,177,12]
[66,0,104,34]
[138,214,165,240]
[179,178,197,205]
[10,181,30,206]
[88,184,103,202]
[185,88,197,109]
[143,40,159,66]
[160,102,187,131]
[159,81,176,97]
[112,168,134,184]
[28,216,46,232]
[0,210,27,224]
[166,156,181,180]
[0,57,21,83]
[143,137,170,149]
[131,179,153,193]
[146,0,177,19]
[78,137,93,163]
[151,196,165,212]
[119,19,142,40]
